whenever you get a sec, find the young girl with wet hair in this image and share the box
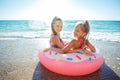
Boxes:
[49,16,64,48]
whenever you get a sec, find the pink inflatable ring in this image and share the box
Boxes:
[38,50,104,76]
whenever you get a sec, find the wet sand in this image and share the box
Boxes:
[0,39,120,80]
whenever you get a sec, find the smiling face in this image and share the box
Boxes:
[53,20,63,35]
[74,24,86,39]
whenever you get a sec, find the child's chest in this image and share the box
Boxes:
[73,40,82,49]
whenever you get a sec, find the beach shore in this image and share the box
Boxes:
[0,38,120,80]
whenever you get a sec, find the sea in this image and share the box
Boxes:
[0,20,120,42]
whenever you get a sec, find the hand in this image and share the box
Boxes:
[84,50,92,56]
[43,48,50,52]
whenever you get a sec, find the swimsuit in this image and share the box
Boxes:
[50,34,64,48]
[51,38,64,48]
[79,39,84,48]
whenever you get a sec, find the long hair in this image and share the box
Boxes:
[83,20,90,40]
[77,20,90,48]
[51,16,62,35]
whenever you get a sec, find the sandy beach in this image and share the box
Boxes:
[0,38,120,80]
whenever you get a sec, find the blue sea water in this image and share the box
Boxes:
[0,20,120,42]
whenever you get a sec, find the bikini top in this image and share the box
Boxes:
[79,39,84,48]
[50,34,64,48]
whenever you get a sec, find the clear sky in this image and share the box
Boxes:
[0,0,120,20]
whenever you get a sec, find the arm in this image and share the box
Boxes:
[68,49,84,53]
[68,49,80,53]
[50,40,75,53]
[86,40,96,52]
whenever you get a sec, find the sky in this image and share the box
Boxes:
[0,0,120,21]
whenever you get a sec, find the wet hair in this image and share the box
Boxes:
[78,20,90,48]
[83,20,90,39]
[51,16,62,35]
[75,20,90,48]
[77,20,90,40]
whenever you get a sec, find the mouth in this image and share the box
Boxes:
[58,29,62,32]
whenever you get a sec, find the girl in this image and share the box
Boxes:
[49,16,65,48]
[45,20,96,55]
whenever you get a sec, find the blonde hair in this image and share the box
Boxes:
[76,20,90,40]
[76,20,90,48]
[83,20,90,39]
[51,16,62,35]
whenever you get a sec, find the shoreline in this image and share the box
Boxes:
[0,38,120,80]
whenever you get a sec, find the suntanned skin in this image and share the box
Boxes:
[50,20,64,48]
[44,22,96,55]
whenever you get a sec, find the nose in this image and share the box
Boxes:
[59,27,62,29]
[59,27,62,30]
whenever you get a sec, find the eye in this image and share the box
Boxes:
[76,30,79,32]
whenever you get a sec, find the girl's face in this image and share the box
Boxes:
[74,24,86,39]
[53,20,63,34]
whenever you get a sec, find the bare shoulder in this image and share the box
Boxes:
[50,35,59,42]
[70,39,77,44]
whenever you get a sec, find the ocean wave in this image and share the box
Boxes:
[0,31,120,42]
[89,32,120,42]
[0,31,51,39]
[61,31,120,42]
